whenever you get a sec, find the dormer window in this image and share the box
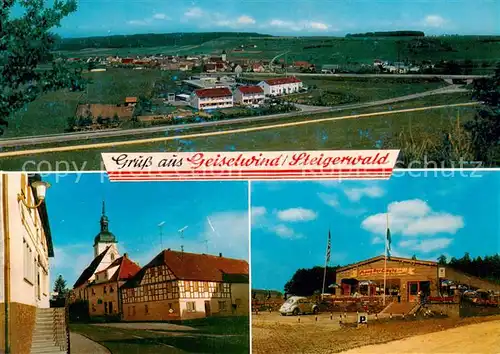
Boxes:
[111,253,115,261]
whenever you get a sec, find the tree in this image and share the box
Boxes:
[284,266,339,296]
[437,255,448,265]
[464,64,500,165]
[0,0,86,135]
[53,274,68,299]
[411,254,417,260]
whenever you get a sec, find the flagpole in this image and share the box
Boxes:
[383,211,389,306]
[321,230,330,300]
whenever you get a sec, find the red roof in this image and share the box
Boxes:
[123,250,249,287]
[107,255,141,282]
[194,87,232,98]
[161,250,248,281]
[238,86,264,94]
[264,77,302,86]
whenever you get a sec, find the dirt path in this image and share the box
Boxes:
[341,320,500,354]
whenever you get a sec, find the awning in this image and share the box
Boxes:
[359,281,377,286]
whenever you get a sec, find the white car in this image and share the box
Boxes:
[279,296,319,316]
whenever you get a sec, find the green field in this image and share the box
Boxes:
[5,67,456,138]
[4,68,183,138]
[0,93,476,170]
[70,316,250,354]
[244,76,447,106]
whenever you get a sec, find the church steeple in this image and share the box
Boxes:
[100,201,109,232]
[94,201,116,251]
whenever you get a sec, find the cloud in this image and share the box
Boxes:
[361,199,464,237]
[398,238,453,253]
[237,15,256,25]
[318,193,340,208]
[183,8,255,28]
[268,19,333,32]
[277,207,318,222]
[184,7,203,18]
[271,224,302,239]
[252,206,267,218]
[421,15,447,28]
[344,186,385,202]
[127,13,170,26]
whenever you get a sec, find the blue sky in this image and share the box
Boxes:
[44,173,249,287]
[251,171,500,291]
[43,0,499,37]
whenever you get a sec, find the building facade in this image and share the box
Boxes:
[0,173,53,354]
[85,254,140,317]
[258,77,303,96]
[189,88,234,110]
[335,255,500,303]
[73,203,120,302]
[121,250,249,321]
[234,86,265,106]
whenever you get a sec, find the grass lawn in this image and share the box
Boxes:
[70,317,250,354]
[0,93,477,171]
[3,68,171,138]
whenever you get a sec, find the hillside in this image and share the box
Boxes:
[54,32,272,51]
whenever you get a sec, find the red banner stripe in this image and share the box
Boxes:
[108,168,393,175]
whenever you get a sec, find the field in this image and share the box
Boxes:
[252,312,500,354]
[0,93,476,171]
[55,35,500,72]
[4,66,458,139]
[244,76,447,106]
[70,316,250,354]
[4,68,180,138]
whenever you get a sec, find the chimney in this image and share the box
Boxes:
[124,253,128,258]
[219,253,222,257]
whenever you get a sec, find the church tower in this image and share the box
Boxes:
[93,201,119,264]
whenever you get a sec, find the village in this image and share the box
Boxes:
[67,48,449,132]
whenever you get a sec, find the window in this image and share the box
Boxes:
[186,302,196,312]
[104,302,108,314]
[104,286,107,294]
[92,288,96,296]
[23,239,34,284]
[132,306,136,316]
[235,299,242,308]
[145,305,149,314]
[111,253,115,261]
[110,286,114,293]
[218,301,227,311]
[92,304,96,312]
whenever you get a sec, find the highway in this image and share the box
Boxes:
[0,85,468,148]
[245,73,490,79]
[0,101,479,158]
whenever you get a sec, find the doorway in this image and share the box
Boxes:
[408,282,419,302]
[204,301,211,316]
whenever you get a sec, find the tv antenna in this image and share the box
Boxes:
[178,225,188,252]
[158,221,165,250]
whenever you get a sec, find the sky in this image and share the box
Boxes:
[39,0,499,37]
[44,173,249,288]
[251,171,500,292]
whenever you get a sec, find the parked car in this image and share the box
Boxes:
[279,296,319,316]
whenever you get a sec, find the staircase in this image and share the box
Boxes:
[380,301,420,316]
[30,308,68,354]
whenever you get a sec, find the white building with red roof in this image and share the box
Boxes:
[189,87,234,110]
[258,76,303,96]
[234,85,265,106]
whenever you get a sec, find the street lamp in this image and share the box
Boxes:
[17,180,51,209]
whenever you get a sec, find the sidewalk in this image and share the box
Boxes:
[70,332,111,354]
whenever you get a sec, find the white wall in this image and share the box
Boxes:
[5,174,51,308]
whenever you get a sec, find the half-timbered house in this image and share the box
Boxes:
[121,249,249,321]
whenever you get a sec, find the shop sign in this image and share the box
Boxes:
[438,267,446,278]
[355,267,416,277]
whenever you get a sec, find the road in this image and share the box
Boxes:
[245,72,490,79]
[0,85,468,148]
[0,101,478,158]
[340,320,500,354]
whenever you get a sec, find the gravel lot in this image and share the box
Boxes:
[252,312,500,354]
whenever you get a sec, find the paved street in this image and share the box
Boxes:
[70,332,111,354]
